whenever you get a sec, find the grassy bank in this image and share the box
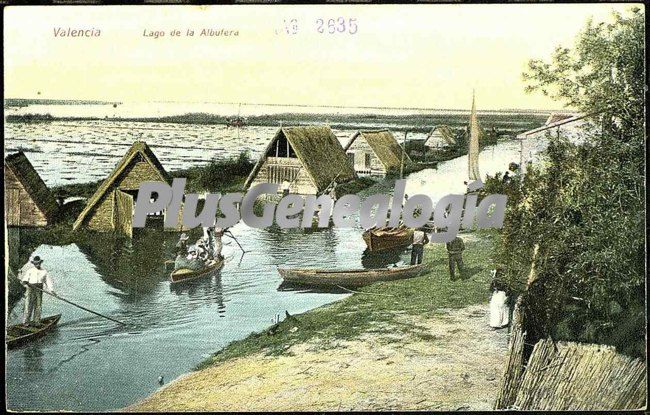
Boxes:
[196,230,498,370]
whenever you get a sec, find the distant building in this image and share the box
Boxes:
[515,113,601,174]
[73,141,172,237]
[244,126,356,196]
[4,151,59,227]
[424,125,457,150]
[344,130,411,177]
[516,112,592,142]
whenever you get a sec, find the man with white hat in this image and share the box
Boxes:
[19,256,54,325]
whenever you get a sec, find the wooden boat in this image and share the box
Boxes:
[169,258,224,285]
[6,314,62,349]
[362,225,414,252]
[277,264,427,288]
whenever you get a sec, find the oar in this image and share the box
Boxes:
[28,284,128,326]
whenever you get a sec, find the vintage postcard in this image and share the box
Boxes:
[4,1,647,412]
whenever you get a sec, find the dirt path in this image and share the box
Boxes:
[130,304,509,411]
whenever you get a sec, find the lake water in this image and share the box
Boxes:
[5,105,550,411]
[7,223,398,411]
[4,102,545,187]
[5,121,433,187]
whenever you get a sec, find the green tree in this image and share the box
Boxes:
[523,7,645,133]
[489,8,645,357]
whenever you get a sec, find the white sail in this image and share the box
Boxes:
[468,91,481,181]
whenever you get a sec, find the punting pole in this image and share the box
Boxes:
[225,231,248,254]
[29,284,128,326]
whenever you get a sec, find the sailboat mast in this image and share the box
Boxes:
[237,103,241,141]
[468,90,481,181]
[400,131,408,179]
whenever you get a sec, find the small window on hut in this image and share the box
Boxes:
[365,153,371,168]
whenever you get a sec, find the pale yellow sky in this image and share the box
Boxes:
[3,3,641,110]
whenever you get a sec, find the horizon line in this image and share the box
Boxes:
[4,97,573,114]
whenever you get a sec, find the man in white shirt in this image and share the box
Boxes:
[213,226,227,260]
[18,255,35,279]
[410,228,429,265]
[19,256,54,325]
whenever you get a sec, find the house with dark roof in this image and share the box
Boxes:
[244,126,357,196]
[343,130,412,177]
[73,141,172,237]
[4,151,59,227]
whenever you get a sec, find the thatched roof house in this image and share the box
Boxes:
[5,151,59,227]
[424,125,457,149]
[344,130,411,177]
[244,126,356,196]
[73,141,172,236]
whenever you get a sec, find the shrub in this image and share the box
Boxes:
[489,8,646,357]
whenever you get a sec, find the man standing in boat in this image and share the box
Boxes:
[446,236,466,280]
[19,256,54,325]
[410,227,429,265]
[213,226,227,261]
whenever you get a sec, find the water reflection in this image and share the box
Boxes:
[6,223,351,411]
[6,137,546,411]
[361,247,407,269]
[75,229,178,297]
[277,281,351,294]
[169,274,228,318]
[22,347,46,374]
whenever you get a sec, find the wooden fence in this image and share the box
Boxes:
[493,297,527,409]
[494,244,646,410]
[494,301,646,410]
[512,339,646,410]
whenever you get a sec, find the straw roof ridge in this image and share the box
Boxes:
[245,125,356,192]
[426,125,457,146]
[344,129,412,170]
[73,141,171,230]
[4,151,59,221]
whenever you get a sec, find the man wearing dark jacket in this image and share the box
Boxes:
[446,236,465,280]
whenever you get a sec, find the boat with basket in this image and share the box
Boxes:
[169,258,224,285]
[362,225,414,252]
[6,314,62,349]
[277,264,427,288]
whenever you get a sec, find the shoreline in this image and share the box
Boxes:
[128,231,504,411]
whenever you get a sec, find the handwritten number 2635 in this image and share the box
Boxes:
[316,18,357,34]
